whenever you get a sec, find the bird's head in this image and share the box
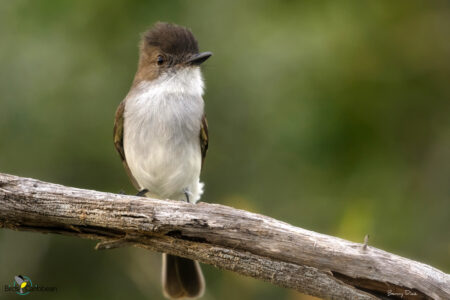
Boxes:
[134,22,212,85]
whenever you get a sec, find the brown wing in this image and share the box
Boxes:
[200,115,209,169]
[113,101,140,189]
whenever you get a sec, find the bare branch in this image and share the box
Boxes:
[0,172,448,299]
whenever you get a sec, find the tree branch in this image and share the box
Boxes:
[0,172,448,299]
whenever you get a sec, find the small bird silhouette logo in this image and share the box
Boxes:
[14,275,31,295]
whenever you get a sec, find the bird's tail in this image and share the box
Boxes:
[162,254,205,299]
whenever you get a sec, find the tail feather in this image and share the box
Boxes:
[162,254,205,299]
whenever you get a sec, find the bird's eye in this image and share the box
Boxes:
[157,55,164,65]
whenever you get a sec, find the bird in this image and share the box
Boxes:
[113,22,211,299]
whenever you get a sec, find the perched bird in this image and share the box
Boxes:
[113,22,211,299]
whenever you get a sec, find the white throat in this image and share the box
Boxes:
[141,67,204,98]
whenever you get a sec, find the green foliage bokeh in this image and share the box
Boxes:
[0,1,449,299]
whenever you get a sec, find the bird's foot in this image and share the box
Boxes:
[184,188,193,203]
[136,189,149,197]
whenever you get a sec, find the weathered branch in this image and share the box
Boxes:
[0,173,448,299]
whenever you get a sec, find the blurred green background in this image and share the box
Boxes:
[1,1,449,299]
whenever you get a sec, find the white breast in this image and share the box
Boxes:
[123,67,205,202]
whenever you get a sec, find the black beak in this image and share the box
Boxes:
[186,51,213,65]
